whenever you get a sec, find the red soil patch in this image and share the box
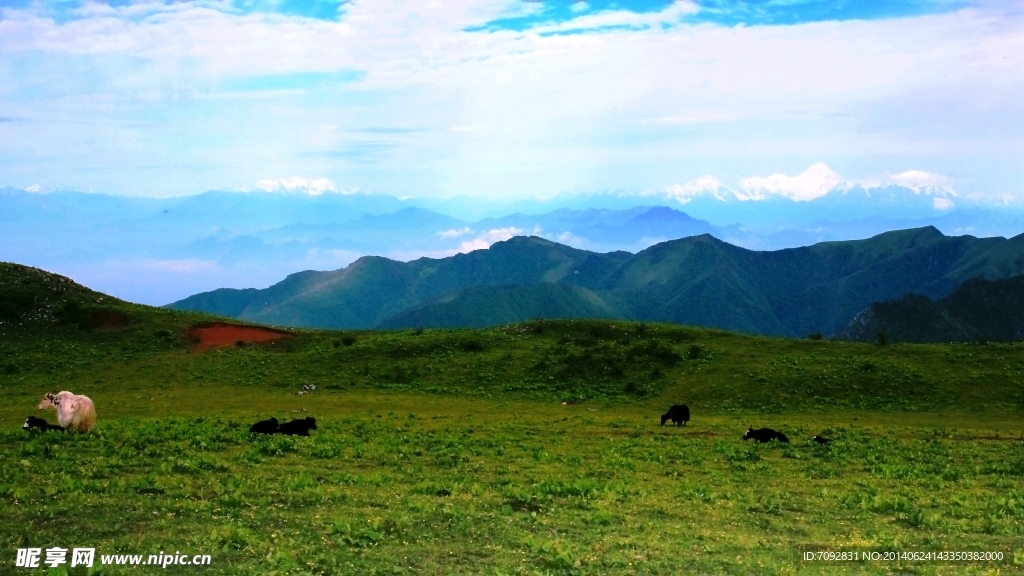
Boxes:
[187,322,293,351]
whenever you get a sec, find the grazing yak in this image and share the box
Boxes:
[37,391,96,432]
[813,435,831,445]
[743,427,789,443]
[278,417,317,436]
[249,417,279,434]
[661,404,690,427]
[23,415,64,432]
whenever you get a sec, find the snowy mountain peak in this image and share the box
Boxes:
[738,163,845,202]
[645,175,728,204]
[246,177,359,196]
[649,164,958,207]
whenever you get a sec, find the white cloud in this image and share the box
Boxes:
[394,226,540,260]
[250,177,351,195]
[853,169,957,196]
[24,184,41,193]
[649,110,741,125]
[438,227,473,238]
[887,170,956,196]
[456,226,538,252]
[734,165,960,203]
[739,163,844,202]
[529,1,698,34]
[0,0,1021,199]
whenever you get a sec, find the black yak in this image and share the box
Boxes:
[661,404,690,427]
[249,417,279,434]
[277,417,317,436]
[23,415,63,432]
[743,427,789,443]
[813,435,831,445]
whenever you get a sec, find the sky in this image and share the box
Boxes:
[0,0,1022,201]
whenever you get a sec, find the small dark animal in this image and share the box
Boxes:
[743,427,789,443]
[23,415,63,432]
[813,435,831,445]
[277,417,317,436]
[661,404,690,427]
[249,417,279,435]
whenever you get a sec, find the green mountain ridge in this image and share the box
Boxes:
[377,283,620,329]
[836,275,1024,343]
[167,227,1024,336]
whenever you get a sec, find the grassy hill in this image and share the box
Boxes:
[168,227,1024,337]
[4,263,1024,574]
[6,261,1024,412]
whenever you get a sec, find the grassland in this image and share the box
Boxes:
[2,267,1024,574]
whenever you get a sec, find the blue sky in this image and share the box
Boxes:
[0,0,1020,201]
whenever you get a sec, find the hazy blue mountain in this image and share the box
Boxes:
[205,206,717,262]
[139,190,416,234]
[423,184,978,226]
[252,207,472,251]
[168,227,1024,336]
[0,187,171,226]
[567,206,717,247]
[719,210,1024,251]
[5,185,1024,307]
[836,276,1024,343]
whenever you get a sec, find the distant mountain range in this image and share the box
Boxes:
[4,185,1024,306]
[168,227,1024,337]
[836,275,1024,343]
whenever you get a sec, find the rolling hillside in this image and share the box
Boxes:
[6,260,1024,574]
[7,259,1024,413]
[168,227,1024,336]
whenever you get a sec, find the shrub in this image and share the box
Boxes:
[460,339,485,352]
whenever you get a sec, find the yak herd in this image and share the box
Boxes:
[660,403,830,444]
[22,393,825,445]
[249,416,318,436]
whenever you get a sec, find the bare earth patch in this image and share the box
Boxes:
[186,322,293,350]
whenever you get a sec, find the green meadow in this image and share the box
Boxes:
[2,267,1024,574]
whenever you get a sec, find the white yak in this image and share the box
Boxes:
[37,391,96,432]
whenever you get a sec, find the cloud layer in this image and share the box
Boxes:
[0,0,1021,199]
